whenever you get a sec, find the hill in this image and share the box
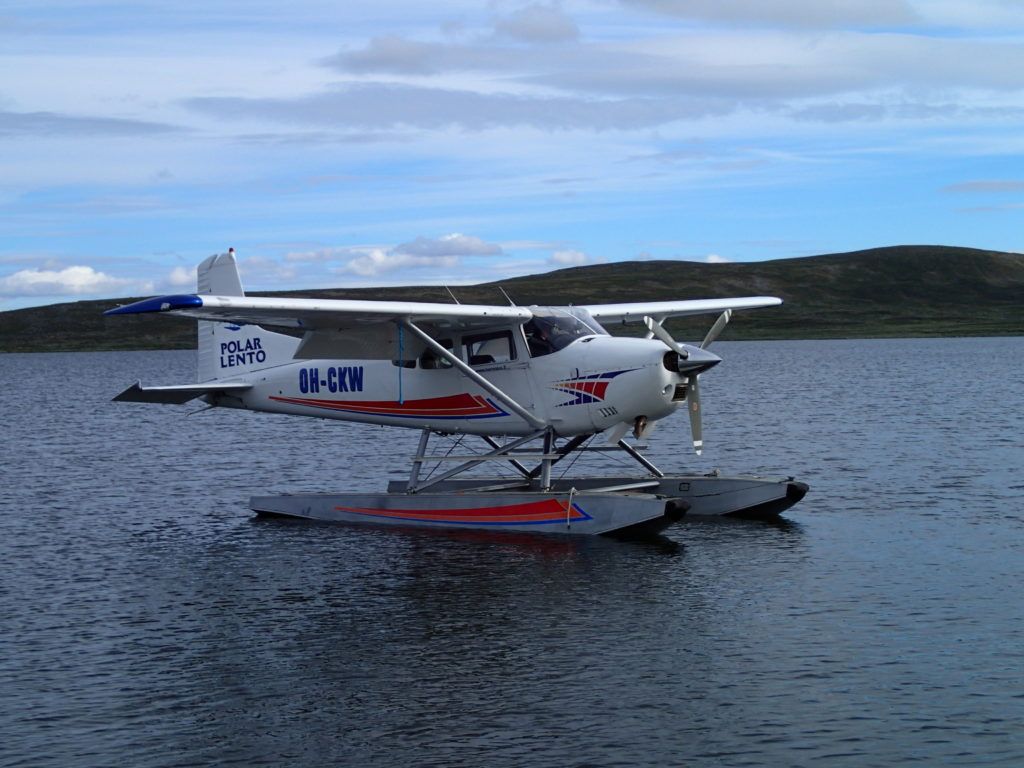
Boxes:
[1,245,1021,353]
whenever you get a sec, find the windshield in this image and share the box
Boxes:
[524,307,603,357]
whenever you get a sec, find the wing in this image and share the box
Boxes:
[580,296,781,324]
[104,293,532,331]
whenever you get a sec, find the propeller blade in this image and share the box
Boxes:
[644,316,687,357]
[700,309,732,349]
[687,375,703,455]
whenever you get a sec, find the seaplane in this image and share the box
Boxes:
[106,249,807,536]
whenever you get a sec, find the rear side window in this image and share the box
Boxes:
[463,331,516,366]
[420,338,454,369]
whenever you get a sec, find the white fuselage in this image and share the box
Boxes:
[215,334,687,437]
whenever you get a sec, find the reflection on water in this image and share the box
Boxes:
[1,339,1022,767]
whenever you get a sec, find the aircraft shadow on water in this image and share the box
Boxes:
[107,249,807,536]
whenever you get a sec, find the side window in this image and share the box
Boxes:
[419,339,454,369]
[463,331,516,366]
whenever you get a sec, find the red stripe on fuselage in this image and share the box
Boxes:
[557,380,610,399]
[269,393,505,418]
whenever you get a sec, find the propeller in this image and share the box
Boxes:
[644,316,688,357]
[701,308,732,349]
[644,311,731,456]
[687,374,703,455]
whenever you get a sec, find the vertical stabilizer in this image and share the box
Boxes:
[197,249,244,296]
[196,249,299,382]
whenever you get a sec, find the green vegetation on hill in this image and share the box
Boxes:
[1,245,1021,353]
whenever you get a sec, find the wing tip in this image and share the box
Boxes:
[104,294,203,316]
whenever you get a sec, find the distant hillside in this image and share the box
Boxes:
[1,245,1021,353]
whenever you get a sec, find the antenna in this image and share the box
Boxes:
[498,286,516,306]
[444,286,461,304]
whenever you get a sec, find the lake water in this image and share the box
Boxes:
[1,338,1022,767]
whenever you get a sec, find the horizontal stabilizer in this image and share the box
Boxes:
[113,380,252,404]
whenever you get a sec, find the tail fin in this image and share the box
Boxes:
[196,249,300,382]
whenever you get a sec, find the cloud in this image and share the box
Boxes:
[341,249,460,277]
[187,82,728,132]
[192,26,1024,141]
[323,7,578,76]
[494,4,579,43]
[284,234,504,278]
[548,249,606,267]
[395,233,503,258]
[165,266,195,288]
[956,202,1024,214]
[704,253,733,263]
[624,0,920,28]
[323,36,457,76]
[942,179,1024,194]
[237,255,298,284]
[548,249,588,266]
[284,246,364,263]
[0,109,179,138]
[0,266,137,298]
[544,32,1024,101]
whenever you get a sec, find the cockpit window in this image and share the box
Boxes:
[524,307,604,357]
[565,306,608,336]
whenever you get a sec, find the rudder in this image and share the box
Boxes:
[196,249,299,382]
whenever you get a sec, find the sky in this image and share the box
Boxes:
[2,0,1024,310]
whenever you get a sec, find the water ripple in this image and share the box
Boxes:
[1,340,1022,767]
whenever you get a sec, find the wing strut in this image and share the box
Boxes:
[400,319,547,431]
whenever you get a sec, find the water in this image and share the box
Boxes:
[1,338,1022,767]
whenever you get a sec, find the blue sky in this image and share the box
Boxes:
[2,0,1023,310]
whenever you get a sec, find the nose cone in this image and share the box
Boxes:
[673,346,721,375]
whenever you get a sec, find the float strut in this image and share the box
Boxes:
[408,429,432,488]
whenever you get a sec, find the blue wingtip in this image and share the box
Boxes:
[104,294,203,316]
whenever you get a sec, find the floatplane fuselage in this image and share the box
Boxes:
[107,250,807,535]
[201,331,715,437]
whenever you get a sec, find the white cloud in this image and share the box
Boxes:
[548,249,589,266]
[395,233,503,257]
[341,249,460,277]
[165,266,196,288]
[283,234,503,277]
[0,266,136,298]
[704,253,732,263]
[284,246,367,263]
[548,249,607,267]
[237,255,299,285]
